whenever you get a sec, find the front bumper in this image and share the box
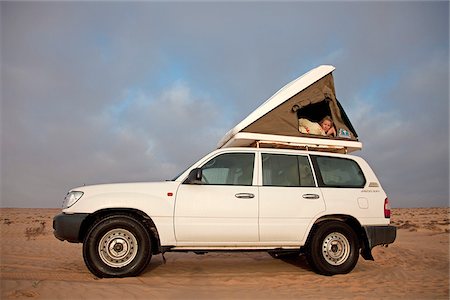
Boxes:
[53,213,90,243]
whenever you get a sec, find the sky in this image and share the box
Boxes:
[1,1,449,208]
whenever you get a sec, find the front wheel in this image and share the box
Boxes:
[306,221,359,276]
[83,215,152,278]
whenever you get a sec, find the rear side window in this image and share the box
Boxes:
[262,153,315,187]
[311,156,366,188]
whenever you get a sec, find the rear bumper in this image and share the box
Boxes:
[53,213,89,243]
[363,225,397,249]
[360,225,396,261]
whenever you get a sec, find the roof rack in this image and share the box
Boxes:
[219,132,362,153]
[251,140,349,154]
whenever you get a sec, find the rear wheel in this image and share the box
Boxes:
[83,215,152,278]
[306,221,359,275]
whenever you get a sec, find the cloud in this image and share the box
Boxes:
[2,79,225,207]
[105,81,228,170]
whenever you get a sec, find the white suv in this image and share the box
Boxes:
[54,147,396,277]
[53,65,396,277]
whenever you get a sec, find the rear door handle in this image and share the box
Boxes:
[302,194,320,200]
[235,193,255,199]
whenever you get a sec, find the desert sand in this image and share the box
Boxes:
[0,207,448,299]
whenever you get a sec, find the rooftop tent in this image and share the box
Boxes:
[218,65,362,153]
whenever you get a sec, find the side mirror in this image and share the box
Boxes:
[184,168,203,184]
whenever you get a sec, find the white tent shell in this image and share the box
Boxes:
[217,65,362,153]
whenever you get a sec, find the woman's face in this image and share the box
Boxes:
[322,120,332,131]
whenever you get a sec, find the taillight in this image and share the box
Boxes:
[384,198,391,218]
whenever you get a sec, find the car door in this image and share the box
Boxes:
[310,154,368,217]
[174,152,258,244]
[259,153,325,244]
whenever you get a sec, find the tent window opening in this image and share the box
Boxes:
[296,99,336,137]
[296,100,332,123]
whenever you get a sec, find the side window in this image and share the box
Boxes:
[201,153,254,186]
[262,154,315,187]
[312,156,366,188]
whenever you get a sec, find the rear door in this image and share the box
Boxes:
[310,155,368,218]
[259,153,325,243]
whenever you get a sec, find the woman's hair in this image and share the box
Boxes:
[319,116,334,126]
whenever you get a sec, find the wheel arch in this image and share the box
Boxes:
[79,208,162,255]
[306,214,372,260]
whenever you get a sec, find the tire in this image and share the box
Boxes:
[83,215,152,278]
[306,221,359,276]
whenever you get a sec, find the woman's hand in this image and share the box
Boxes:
[327,127,336,136]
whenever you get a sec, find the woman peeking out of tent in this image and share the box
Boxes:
[299,116,336,137]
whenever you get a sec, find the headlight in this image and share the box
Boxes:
[63,191,84,208]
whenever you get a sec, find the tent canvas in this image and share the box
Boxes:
[217,65,362,153]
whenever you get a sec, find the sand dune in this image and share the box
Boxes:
[1,208,448,299]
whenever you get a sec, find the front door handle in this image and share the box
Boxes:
[302,194,320,200]
[235,193,255,199]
